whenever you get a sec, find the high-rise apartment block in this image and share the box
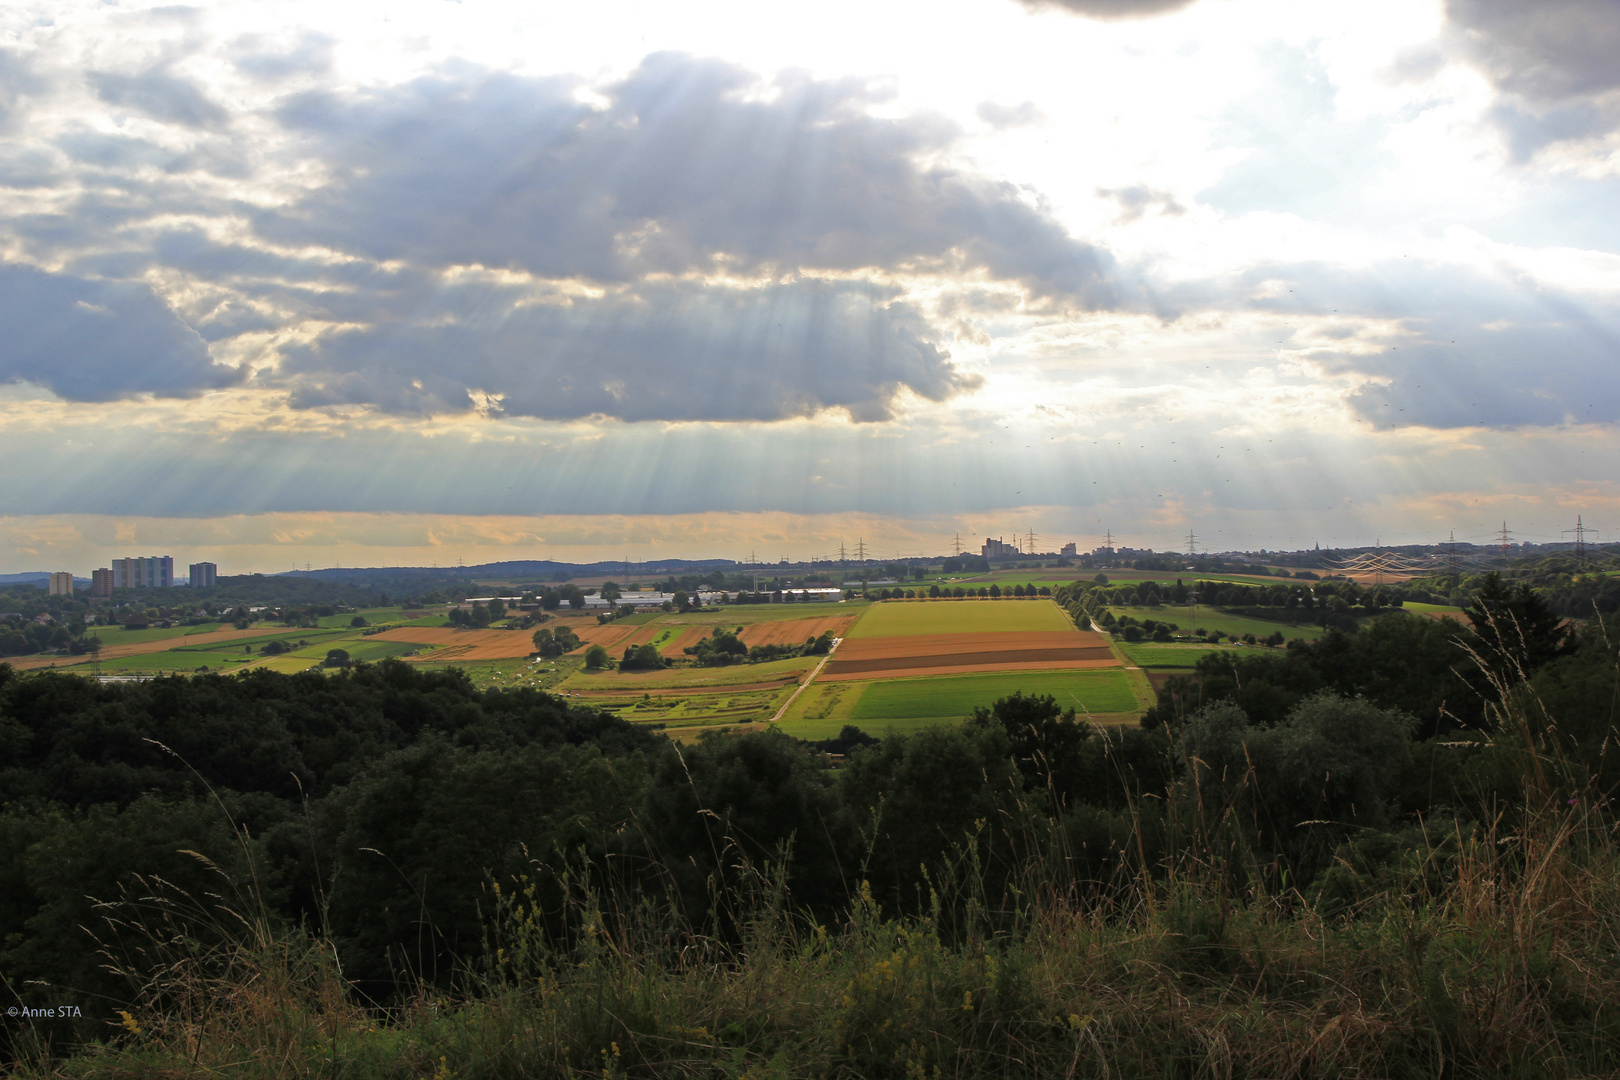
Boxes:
[189,562,218,589]
[48,572,74,596]
[113,556,174,589]
[91,568,115,598]
[1060,542,1077,556]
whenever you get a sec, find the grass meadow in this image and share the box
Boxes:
[1116,640,1261,668]
[776,668,1142,738]
[1107,605,1325,643]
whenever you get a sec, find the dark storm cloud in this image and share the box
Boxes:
[89,67,229,129]
[1013,0,1197,19]
[278,278,978,422]
[0,264,240,399]
[263,54,1117,307]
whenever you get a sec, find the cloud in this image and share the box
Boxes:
[1214,258,1620,430]
[1013,0,1198,19]
[1096,184,1184,222]
[230,31,336,81]
[0,48,43,132]
[263,54,1117,307]
[278,278,980,422]
[0,264,239,400]
[89,67,228,129]
[1448,0,1620,103]
[1447,0,1620,158]
[977,100,1043,129]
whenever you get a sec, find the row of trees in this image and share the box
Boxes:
[682,627,837,667]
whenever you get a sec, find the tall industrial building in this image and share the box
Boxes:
[48,572,74,596]
[189,562,218,589]
[91,568,115,598]
[981,536,1021,559]
[113,556,175,589]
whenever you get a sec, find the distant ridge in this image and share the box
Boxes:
[274,558,737,586]
[0,572,93,587]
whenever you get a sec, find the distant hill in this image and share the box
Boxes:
[0,573,92,588]
[273,559,738,589]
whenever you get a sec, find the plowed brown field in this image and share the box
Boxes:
[739,615,857,648]
[821,629,1119,680]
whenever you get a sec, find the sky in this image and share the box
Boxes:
[2,0,1618,573]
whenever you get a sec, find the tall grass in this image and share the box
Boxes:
[14,646,1620,1079]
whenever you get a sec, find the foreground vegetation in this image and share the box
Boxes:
[2,575,1618,1077]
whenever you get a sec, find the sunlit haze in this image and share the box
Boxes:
[3,0,1618,572]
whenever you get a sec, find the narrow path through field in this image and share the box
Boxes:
[768,638,840,724]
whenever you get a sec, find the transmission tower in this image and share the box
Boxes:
[1498,522,1512,559]
[838,542,847,566]
[1185,529,1198,557]
[1104,529,1114,551]
[1565,515,1592,567]
[952,532,962,557]
[1024,529,1038,554]
[1446,530,1457,576]
[854,537,869,563]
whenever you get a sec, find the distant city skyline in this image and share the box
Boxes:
[2,0,1616,573]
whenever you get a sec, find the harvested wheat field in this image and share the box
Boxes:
[737,615,857,649]
[658,627,710,656]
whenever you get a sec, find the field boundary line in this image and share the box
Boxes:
[768,638,840,724]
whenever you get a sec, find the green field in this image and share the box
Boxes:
[843,599,1071,639]
[84,623,230,647]
[776,668,1142,739]
[1117,641,1263,668]
[1403,602,1468,620]
[1107,606,1323,643]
